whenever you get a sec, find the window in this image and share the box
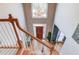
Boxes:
[32,3,48,18]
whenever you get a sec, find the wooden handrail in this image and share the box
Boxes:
[9,14,53,49]
[0,19,16,22]
[0,14,22,50]
[14,20,60,55]
[0,44,19,48]
[0,45,19,48]
[8,14,22,48]
[14,19,53,49]
[0,14,59,54]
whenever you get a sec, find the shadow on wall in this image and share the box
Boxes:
[52,24,66,43]
[72,24,79,44]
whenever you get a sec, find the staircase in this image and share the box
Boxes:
[0,14,59,55]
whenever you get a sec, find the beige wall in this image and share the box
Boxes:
[23,3,56,38]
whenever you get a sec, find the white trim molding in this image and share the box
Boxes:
[33,24,46,39]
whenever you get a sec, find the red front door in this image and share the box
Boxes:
[36,26,43,40]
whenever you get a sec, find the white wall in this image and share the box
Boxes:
[0,3,27,46]
[0,3,26,29]
[54,3,79,54]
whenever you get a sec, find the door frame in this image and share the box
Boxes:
[33,24,46,39]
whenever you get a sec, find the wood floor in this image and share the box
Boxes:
[22,40,63,55]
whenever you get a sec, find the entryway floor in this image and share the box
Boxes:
[22,40,63,55]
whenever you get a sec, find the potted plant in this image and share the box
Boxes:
[47,32,51,42]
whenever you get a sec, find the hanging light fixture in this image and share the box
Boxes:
[32,3,48,18]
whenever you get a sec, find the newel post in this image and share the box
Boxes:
[8,14,22,48]
[8,14,12,19]
[8,14,14,23]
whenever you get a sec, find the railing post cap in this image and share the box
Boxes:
[8,14,12,19]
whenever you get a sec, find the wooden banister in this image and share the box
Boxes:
[8,14,22,48]
[16,40,25,55]
[14,19,53,49]
[8,14,57,54]
[0,45,19,48]
[0,14,22,54]
[0,14,59,55]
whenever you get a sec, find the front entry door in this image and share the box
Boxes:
[36,26,43,40]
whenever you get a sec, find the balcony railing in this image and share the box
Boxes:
[0,14,59,55]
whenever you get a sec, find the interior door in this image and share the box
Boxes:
[36,26,43,40]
